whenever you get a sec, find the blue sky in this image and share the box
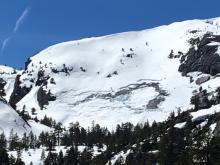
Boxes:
[1,0,220,68]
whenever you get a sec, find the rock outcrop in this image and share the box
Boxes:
[195,75,210,85]
[0,78,6,97]
[37,87,56,110]
[9,75,32,109]
[179,34,220,76]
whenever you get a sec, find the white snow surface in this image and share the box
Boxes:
[191,104,220,121]
[1,18,220,134]
[0,101,30,137]
[11,17,220,130]
[174,122,186,129]
[108,149,131,165]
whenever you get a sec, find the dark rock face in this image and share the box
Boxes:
[0,97,7,104]
[179,34,220,76]
[51,66,73,75]
[35,70,50,86]
[0,78,6,97]
[146,96,165,109]
[195,75,210,85]
[37,87,56,110]
[146,83,169,109]
[24,57,32,70]
[9,75,31,109]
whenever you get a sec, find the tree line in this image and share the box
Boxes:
[1,110,220,164]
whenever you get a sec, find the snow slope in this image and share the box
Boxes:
[2,17,220,131]
[0,101,30,137]
[0,66,17,102]
[12,17,220,129]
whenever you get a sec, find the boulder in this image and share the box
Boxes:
[195,75,210,85]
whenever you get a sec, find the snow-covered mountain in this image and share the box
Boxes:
[1,17,220,135]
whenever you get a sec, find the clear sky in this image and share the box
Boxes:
[1,0,220,68]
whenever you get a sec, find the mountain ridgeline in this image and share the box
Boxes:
[1,18,220,164]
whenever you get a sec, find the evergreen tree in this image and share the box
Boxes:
[0,132,7,149]
[79,147,92,165]
[54,122,63,146]
[69,122,81,146]
[64,146,79,165]
[9,130,20,151]
[41,115,53,127]
[209,136,220,164]
[21,133,29,150]
[40,149,46,161]
[57,150,64,165]
[159,127,185,165]
[29,131,35,149]
[0,148,9,165]
[16,147,22,162]
[190,94,200,110]
[44,152,58,165]
[191,125,210,163]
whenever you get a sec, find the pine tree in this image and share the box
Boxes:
[0,148,9,164]
[191,124,212,164]
[54,122,63,146]
[64,146,79,165]
[190,94,200,110]
[0,132,7,149]
[44,152,58,165]
[29,131,35,149]
[159,127,185,164]
[31,108,36,115]
[69,122,81,146]
[209,136,220,164]
[79,147,92,165]
[40,149,46,161]
[21,133,29,150]
[177,117,194,165]
[16,147,22,161]
[9,130,20,151]
[57,150,64,165]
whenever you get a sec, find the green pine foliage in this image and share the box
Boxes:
[2,109,220,164]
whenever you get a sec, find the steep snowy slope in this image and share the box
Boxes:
[0,66,17,102]
[0,101,30,137]
[0,66,51,136]
[0,66,31,136]
[3,18,220,130]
